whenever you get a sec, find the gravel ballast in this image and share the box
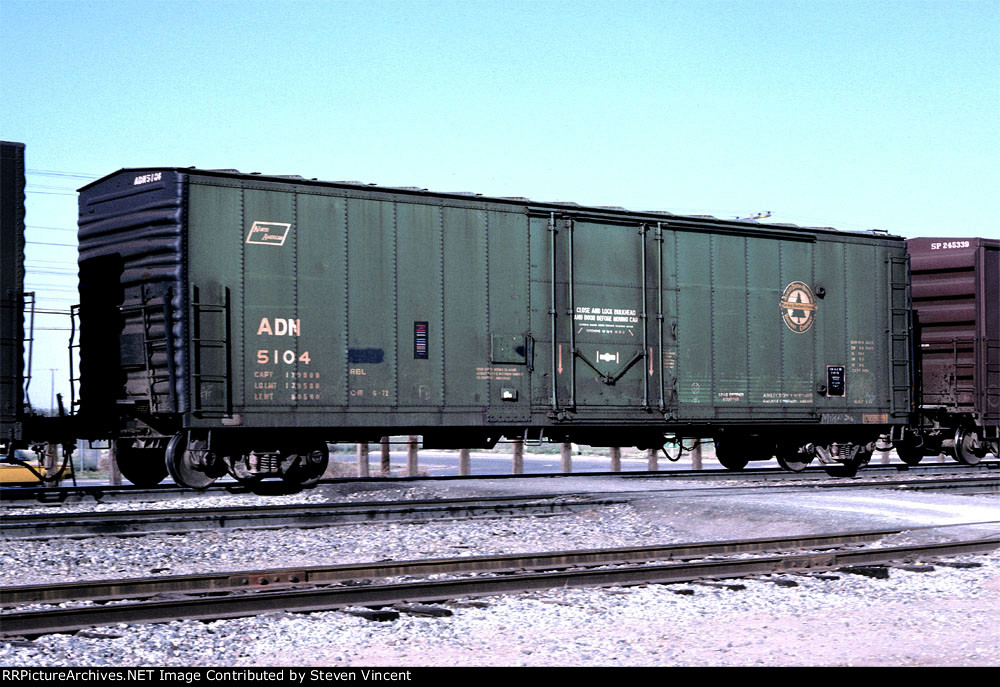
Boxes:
[2,480,998,667]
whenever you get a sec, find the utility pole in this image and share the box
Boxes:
[49,368,56,415]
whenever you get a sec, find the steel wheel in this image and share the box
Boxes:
[714,440,748,471]
[774,439,810,472]
[165,434,218,489]
[953,427,985,465]
[115,438,168,487]
[893,440,924,466]
[281,445,330,487]
[776,452,812,472]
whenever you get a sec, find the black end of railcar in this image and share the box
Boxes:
[1,141,27,448]
[76,169,188,437]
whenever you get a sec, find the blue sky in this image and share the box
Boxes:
[2,0,998,407]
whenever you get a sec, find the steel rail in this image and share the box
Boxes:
[892,477,1000,494]
[2,535,997,638]
[3,461,997,504]
[1,529,906,605]
[13,461,998,501]
[2,475,997,540]
[0,494,627,539]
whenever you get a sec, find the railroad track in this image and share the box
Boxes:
[0,493,627,539]
[3,461,996,505]
[4,473,997,539]
[3,525,997,638]
[786,474,1000,495]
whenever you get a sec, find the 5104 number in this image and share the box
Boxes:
[257,349,311,365]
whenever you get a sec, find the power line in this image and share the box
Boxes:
[27,224,78,233]
[24,269,78,277]
[26,240,76,247]
[23,287,79,294]
[27,183,78,192]
[29,261,76,269]
[25,263,77,270]
[25,287,78,294]
[27,168,99,180]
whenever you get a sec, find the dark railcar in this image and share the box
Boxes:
[900,237,1000,463]
[78,168,910,486]
[1,141,26,448]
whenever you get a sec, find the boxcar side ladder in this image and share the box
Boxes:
[887,254,913,418]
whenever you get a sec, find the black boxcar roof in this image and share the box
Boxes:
[81,166,904,244]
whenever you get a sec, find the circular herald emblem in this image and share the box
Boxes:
[780,281,817,333]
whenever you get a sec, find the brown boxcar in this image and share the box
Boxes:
[901,237,1000,463]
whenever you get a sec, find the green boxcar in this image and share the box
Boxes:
[78,168,911,486]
